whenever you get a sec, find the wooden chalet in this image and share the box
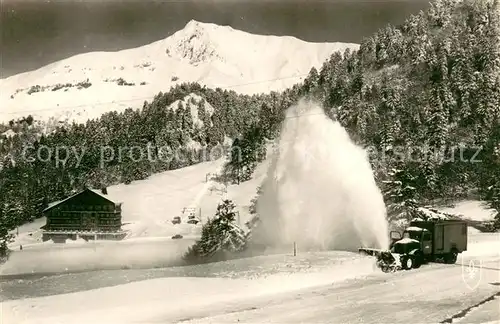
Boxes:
[41,188,126,242]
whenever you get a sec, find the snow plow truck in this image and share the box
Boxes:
[359,219,468,272]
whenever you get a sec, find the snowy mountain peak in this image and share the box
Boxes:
[0,20,359,125]
[184,19,217,31]
[166,20,225,64]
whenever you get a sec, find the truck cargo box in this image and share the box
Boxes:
[410,219,467,255]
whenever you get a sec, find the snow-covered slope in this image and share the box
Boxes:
[437,201,497,222]
[0,20,359,124]
[7,139,269,247]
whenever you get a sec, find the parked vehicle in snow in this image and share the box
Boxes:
[360,219,468,271]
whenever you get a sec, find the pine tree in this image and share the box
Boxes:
[428,0,457,28]
[224,137,242,184]
[0,185,16,258]
[183,199,247,263]
[382,167,418,226]
[427,87,449,149]
[303,67,319,93]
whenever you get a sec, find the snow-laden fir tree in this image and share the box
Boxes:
[183,199,248,263]
[485,142,500,231]
[0,187,16,258]
[382,167,418,228]
[223,124,266,184]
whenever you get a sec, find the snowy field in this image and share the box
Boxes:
[0,237,197,276]
[2,252,379,322]
[1,251,374,299]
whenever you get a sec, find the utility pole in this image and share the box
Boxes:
[293,241,297,256]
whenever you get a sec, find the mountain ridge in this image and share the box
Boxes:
[0,20,359,125]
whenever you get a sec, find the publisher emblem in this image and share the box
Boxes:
[462,258,482,290]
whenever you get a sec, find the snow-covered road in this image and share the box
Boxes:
[181,259,500,324]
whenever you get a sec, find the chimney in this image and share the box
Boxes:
[101,187,108,195]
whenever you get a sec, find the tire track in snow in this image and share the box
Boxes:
[441,292,500,323]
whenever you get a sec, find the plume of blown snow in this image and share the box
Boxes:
[253,98,389,252]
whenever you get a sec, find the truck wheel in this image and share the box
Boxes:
[413,254,422,269]
[445,251,458,264]
[402,256,414,270]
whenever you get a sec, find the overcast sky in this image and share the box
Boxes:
[1,0,430,78]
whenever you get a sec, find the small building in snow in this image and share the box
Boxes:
[41,188,125,242]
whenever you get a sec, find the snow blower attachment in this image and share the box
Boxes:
[358,248,400,272]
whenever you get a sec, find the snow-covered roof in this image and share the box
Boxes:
[43,188,121,213]
[406,226,429,232]
[46,200,63,210]
[411,206,457,221]
[88,189,122,204]
[394,238,420,244]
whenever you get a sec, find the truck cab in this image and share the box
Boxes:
[390,226,433,268]
[402,226,432,255]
